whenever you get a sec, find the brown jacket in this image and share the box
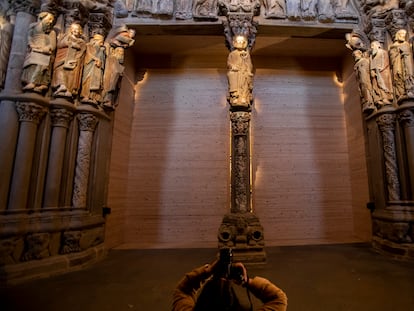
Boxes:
[172,264,288,311]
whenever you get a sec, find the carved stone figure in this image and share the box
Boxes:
[0,8,12,90]
[80,33,106,105]
[175,0,193,19]
[103,25,136,109]
[318,0,335,22]
[21,11,56,94]
[21,233,50,261]
[370,40,393,107]
[227,35,253,107]
[388,29,414,101]
[52,23,86,99]
[263,0,286,18]
[61,231,82,254]
[134,0,152,14]
[193,0,218,19]
[152,0,174,15]
[301,0,318,20]
[334,0,358,19]
[352,49,375,114]
[286,0,301,20]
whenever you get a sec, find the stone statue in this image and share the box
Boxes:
[193,0,218,19]
[0,7,12,90]
[227,35,253,108]
[52,23,86,99]
[301,0,318,20]
[334,0,358,19]
[80,33,106,105]
[102,25,136,109]
[175,0,193,19]
[388,29,414,102]
[152,0,174,15]
[370,40,393,107]
[21,11,56,94]
[352,49,375,114]
[134,0,152,14]
[262,0,286,18]
[286,0,301,20]
[318,0,335,22]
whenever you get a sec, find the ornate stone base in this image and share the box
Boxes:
[218,212,266,263]
[0,244,106,285]
[371,207,414,261]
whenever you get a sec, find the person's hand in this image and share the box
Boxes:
[232,262,248,285]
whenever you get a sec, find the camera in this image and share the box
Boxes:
[218,248,244,283]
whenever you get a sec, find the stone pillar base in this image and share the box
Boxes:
[371,207,414,261]
[0,244,107,285]
[218,212,266,264]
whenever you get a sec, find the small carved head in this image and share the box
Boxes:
[233,35,248,51]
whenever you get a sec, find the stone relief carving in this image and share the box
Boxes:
[21,233,50,261]
[372,219,412,243]
[52,23,86,99]
[377,114,401,201]
[0,237,23,265]
[193,0,218,20]
[218,213,264,247]
[61,230,82,254]
[21,11,57,94]
[301,0,318,21]
[175,0,193,19]
[133,0,174,16]
[262,0,286,19]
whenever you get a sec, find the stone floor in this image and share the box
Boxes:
[1,243,414,311]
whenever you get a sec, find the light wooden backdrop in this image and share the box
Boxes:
[105,49,371,249]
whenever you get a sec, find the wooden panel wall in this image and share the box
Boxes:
[105,54,137,249]
[342,55,372,241]
[108,54,371,249]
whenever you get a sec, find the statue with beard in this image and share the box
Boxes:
[21,12,56,94]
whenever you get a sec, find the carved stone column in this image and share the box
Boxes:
[72,112,99,209]
[230,111,251,213]
[376,113,400,202]
[218,2,265,263]
[43,100,75,208]
[398,108,414,197]
[0,3,38,210]
[7,102,46,211]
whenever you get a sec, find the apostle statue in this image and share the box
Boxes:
[80,33,106,106]
[51,23,86,99]
[388,29,414,102]
[102,25,136,109]
[352,49,375,114]
[227,35,253,108]
[370,40,393,108]
[21,11,56,94]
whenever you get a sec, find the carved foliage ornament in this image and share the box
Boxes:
[231,111,250,135]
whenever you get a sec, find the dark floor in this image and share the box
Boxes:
[1,243,414,311]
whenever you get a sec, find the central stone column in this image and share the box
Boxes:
[218,2,265,263]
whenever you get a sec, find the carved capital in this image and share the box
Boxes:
[398,109,414,128]
[231,111,250,136]
[88,11,112,37]
[369,18,387,44]
[50,108,74,128]
[386,9,407,39]
[62,0,88,29]
[377,113,396,131]
[77,113,98,132]
[223,13,258,51]
[15,102,46,124]
[9,0,40,16]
